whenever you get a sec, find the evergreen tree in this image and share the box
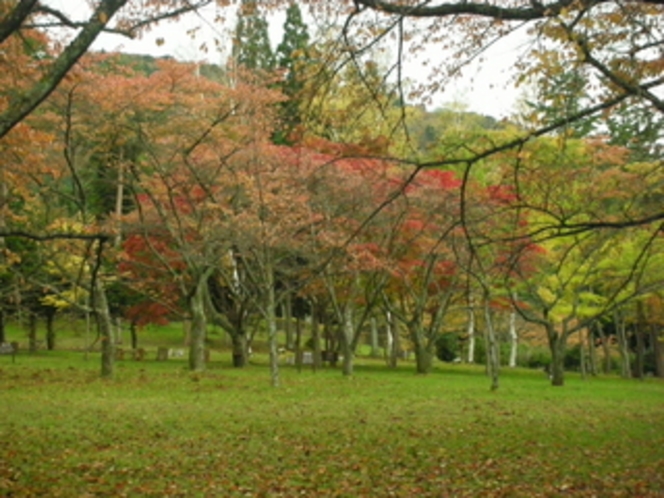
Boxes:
[606,99,664,162]
[274,3,310,144]
[529,69,597,138]
[232,0,275,71]
[275,3,310,71]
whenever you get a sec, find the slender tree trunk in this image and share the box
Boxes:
[295,316,303,372]
[615,312,631,379]
[484,298,499,391]
[385,311,394,366]
[130,319,138,350]
[596,321,612,374]
[311,303,322,371]
[45,310,56,350]
[284,293,294,350]
[340,307,354,376]
[586,327,597,376]
[634,327,646,380]
[84,301,92,361]
[114,316,122,346]
[114,161,124,247]
[188,276,208,372]
[370,316,380,357]
[635,301,647,379]
[266,269,280,388]
[651,325,664,378]
[385,310,399,368]
[579,333,587,380]
[0,309,5,344]
[467,302,476,364]
[508,308,518,368]
[94,278,115,379]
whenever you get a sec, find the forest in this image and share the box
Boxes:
[0,0,663,391]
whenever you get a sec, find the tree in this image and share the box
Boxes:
[380,170,465,374]
[500,136,662,385]
[315,0,664,255]
[232,0,275,71]
[0,0,213,140]
[113,60,283,371]
[274,2,311,144]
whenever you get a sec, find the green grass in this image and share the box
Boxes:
[1,350,663,497]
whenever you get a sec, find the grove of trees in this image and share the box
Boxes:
[1,0,664,388]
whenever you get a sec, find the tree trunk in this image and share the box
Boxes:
[508,308,517,368]
[548,327,566,387]
[283,293,294,350]
[114,316,123,345]
[45,309,56,350]
[579,332,587,380]
[651,325,664,378]
[385,310,399,368]
[295,316,303,372]
[596,321,612,374]
[634,327,645,380]
[0,309,5,344]
[467,302,476,364]
[340,307,354,376]
[264,266,280,388]
[484,298,499,391]
[615,312,631,379]
[188,276,208,372]
[114,160,124,247]
[94,278,115,379]
[230,332,248,368]
[414,340,433,374]
[311,303,322,371]
[410,324,433,374]
[130,320,138,350]
[634,301,646,379]
[586,327,598,376]
[370,316,380,357]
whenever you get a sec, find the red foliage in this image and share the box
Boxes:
[126,302,171,327]
[417,169,462,190]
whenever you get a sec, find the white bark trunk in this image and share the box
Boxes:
[114,161,124,247]
[341,307,354,376]
[508,309,518,368]
[483,298,499,391]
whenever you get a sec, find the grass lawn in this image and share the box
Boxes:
[0,349,663,497]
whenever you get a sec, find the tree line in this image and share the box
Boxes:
[1,0,663,388]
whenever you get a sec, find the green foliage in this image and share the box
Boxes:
[527,69,598,138]
[606,98,664,162]
[232,0,275,71]
[1,356,663,496]
[275,3,310,71]
[274,2,310,144]
[434,332,460,362]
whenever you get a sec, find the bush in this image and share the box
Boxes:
[524,348,551,370]
[435,333,461,362]
[564,344,584,371]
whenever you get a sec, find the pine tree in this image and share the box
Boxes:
[274,3,310,144]
[232,0,275,71]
